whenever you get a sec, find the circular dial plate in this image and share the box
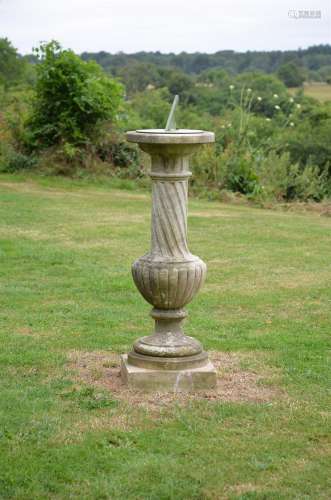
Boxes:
[135,129,203,134]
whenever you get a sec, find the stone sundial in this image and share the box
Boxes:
[121,96,216,391]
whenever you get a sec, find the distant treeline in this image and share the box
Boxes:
[79,45,331,76]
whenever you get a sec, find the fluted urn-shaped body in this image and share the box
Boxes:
[125,130,214,372]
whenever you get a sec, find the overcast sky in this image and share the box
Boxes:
[1,0,330,54]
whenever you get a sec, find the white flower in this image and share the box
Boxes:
[221,125,225,129]
[266,118,271,122]
[289,97,294,103]
[257,96,262,101]
[273,94,279,99]
[227,123,232,128]
[229,84,235,90]
[290,122,294,127]
[274,105,280,110]
[247,88,252,93]
[296,104,301,109]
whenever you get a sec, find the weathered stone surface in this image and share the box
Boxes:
[122,128,216,391]
[133,308,203,358]
[127,350,208,370]
[121,354,217,392]
[126,130,214,145]
[132,257,206,309]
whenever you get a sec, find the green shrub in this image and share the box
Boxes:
[225,152,260,195]
[25,41,123,150]
[277,62,305,87]
[255,151,292,200]
[282,101,331,173]
[96,135,138,168]
[0,145,36,172]
[129,88,171,129]
[243,151,327,201]
[289,162,328,201]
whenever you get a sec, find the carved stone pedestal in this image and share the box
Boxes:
[122,129,216,392]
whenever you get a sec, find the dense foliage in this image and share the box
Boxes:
[26,42,123,150]
[0,38,30,88]
[81,45,331,83]
[277,62,305,87]
[0,39,330,203]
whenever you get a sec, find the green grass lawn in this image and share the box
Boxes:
[0,174,330,499]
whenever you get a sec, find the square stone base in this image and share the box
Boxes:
[121,354,217,392]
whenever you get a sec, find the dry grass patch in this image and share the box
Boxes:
[51,408,137,446]
[204,268,331,296]
[67,349,284,410]
[0,226,50,241]
[16,327,35,336]
[0,179,148,201]
[14,327,53,339]
[222,482,260,498]
[189,210,238,218]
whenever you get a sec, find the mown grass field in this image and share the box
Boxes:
[0,174,330,499]
[289,83,331,102]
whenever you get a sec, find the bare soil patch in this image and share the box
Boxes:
[67,350,284,409]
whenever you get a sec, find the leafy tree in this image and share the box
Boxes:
[318,65,331,83]
[277,62,305,87]
[187,85,230,115]
[159,68,194,98]
[118,62,161,95]
[0,38,26,88]
[197,68,230,86]
[235,72,287,96]
[26,41,123,149]
[129,88,171,129]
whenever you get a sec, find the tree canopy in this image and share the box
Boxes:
[81,45,331,80]
[277,62,305,87]
[26,41,123,149]
[0,38,26,88]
